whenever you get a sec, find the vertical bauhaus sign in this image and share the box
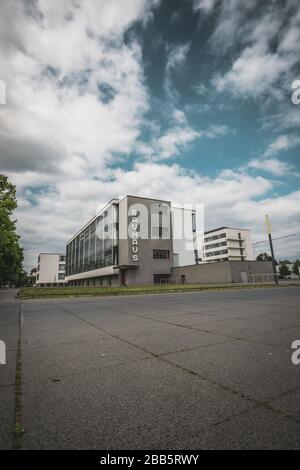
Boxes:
[130,209,139,262]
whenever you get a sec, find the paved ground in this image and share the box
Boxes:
[0,290,20,449]
[1,286,300,449]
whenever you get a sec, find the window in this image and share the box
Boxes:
[206,249,228,257]
[59,255,65,262]
[58,264,65,271]
[58,273,65,280]
[205,241,227,250]
[151,204,170,239]
[66,203,118,276]
[204,232,226,243]
[154,274,170,284]
[192,213,196,232]
[153,250,170,259]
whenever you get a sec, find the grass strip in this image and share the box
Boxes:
[18,282,284,299]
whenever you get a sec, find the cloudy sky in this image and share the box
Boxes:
[0,0,300,270]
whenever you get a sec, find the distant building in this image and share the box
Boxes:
[35,253,67,287]
[201,227,254,263]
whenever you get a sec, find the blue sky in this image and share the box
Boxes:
[0,0,299,269]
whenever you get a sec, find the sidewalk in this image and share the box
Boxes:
[0,289,20,449]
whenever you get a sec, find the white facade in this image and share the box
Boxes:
[172,206,198,267]
[200,227,254,263]
[36,253,66,286]
[65,196,201,287]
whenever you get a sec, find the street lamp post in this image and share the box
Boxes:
[265,215,278,285]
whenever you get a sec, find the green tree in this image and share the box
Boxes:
[293,260,300,277]
[256,252,277,264]
[0,174,24,286]
[279,263,291,279]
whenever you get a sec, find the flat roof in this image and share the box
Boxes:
[66,195,172,245]
[66,197,119,244]
[124,194,171,203]
[204,227,251,235]
[38,252,65,256]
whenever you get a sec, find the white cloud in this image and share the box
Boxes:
[203,125,231,138]
[247,134,300,176]
[210,2,300,102]
[154,127,201,160]
[166,43,190,72]
[0,0,160,268]
[164,43,190,99]
[1,0,300,272]
[136,123,231,161]
[0,0,157,177]
[193,0,218,13]
[248,158,294,176]
[263,135,300,158]
[213,44,287,98]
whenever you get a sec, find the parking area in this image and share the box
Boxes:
[1,286,300,449]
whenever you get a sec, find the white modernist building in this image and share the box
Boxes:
[201,227,255,263]
[35,253,67,287]
[65,195,199,287]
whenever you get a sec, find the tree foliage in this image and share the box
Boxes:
[0,174,25,285]
[256,252,277,264]
[293,260,300,276]
[279,263,291,278]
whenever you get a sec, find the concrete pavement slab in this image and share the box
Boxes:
[0,386,15,449]
[22,337,151,383]
[190,407,300,449]
[164,339,300,401]
[21,358,255,450]
[17,286,300,449]
[267,388,300,421]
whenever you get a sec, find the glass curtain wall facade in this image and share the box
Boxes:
[66,203,119,277]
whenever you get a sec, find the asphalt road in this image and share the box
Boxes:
[1,286,300,449]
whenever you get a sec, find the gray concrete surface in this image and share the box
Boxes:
[0,289,20,449]
[1,286,300,449]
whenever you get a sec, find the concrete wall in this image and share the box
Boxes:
[171,260,274,284]
[172,262,232,283]
[229,260,273,282]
